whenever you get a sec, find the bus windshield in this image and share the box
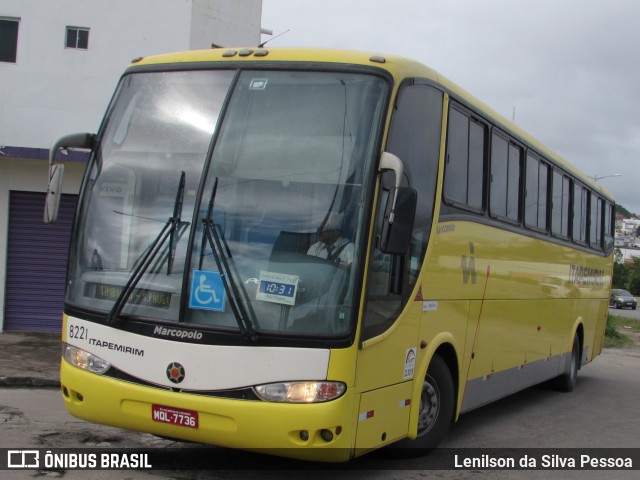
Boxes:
[66,68,388,339]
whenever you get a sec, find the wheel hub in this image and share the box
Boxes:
[417,377,440,435]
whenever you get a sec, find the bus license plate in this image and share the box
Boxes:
[152,404,198,429]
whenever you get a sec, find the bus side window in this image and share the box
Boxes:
[573,184,588,245]
[551,170,571,238]
[603,201,614,252]
[362,83,443,341]
[490,133,522,224]
[525,153,549,232]
[444,107,486,212]
[590,193,603,250]
[363,176,404,337]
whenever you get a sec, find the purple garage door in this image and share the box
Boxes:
[4,191,77,331]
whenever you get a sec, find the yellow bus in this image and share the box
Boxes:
[47,48,614,462]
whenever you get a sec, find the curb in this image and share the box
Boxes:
[0,376,60,388]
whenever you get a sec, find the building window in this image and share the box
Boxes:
[0,17,20,63]
[66,26,89,49]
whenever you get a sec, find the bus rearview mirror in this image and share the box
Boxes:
[44,163,65,224]
[44,132,96,224]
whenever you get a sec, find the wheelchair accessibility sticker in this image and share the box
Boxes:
[189,270,225,312]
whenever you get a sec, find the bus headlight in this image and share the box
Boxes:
[254,381,346,403]
[63,344,110,375]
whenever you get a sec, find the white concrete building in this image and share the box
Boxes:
[615,247,640,264]
[0,0,263,331]
[621,218,640,236]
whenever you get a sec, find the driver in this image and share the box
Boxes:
[307,212,353,268]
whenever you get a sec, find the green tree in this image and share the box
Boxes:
[612,260,629,289]
[627,257,640,295]
[616,204,634,218]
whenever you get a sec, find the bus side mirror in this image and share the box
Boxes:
[380,186,417,254]
[44,163,65,224]
[44,132,95,224]
[378,152,416,254]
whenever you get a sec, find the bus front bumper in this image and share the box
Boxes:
[60,359,356,462]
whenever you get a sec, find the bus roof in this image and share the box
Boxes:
[129,47,612,201]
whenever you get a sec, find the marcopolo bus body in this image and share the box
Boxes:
[48,48,614,462]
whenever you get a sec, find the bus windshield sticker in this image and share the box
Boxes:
[249,79,268,90]
[256,270,299,306]
[188,270,226,312]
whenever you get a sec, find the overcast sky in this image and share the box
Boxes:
[261,0,640,215]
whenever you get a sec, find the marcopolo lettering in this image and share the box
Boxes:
[153,325,203,340]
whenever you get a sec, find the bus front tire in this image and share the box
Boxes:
[389,354,454,457]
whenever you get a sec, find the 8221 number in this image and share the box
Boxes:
[69,324,89,340]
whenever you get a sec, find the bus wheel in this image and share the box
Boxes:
[389,354,454,456]
[550,335,580,392]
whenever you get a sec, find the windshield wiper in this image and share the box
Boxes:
[167,171,186,274]
[201,177,259,342]
[107,172,187,324]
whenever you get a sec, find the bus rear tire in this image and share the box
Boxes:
[389,354,454,457]
[550,335,580,392]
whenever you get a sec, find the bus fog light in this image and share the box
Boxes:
[320,429,334,442]
[63,344,110,375]
[254,381,346,403]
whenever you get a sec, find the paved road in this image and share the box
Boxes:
[609,304,640,320]
[2,346,639,479]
